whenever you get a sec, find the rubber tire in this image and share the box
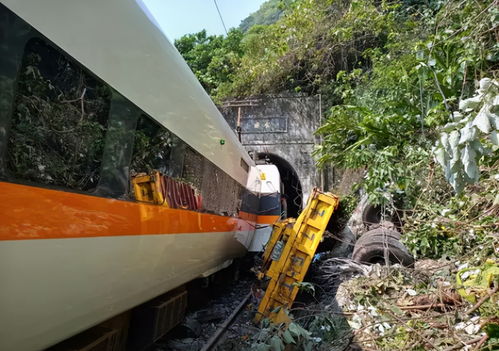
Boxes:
[356,228,401,243]
[353,232,414,267]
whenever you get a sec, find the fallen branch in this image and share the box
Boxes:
[443,336,485,351]
[466,283,499,315]
[397,303,448,311]
[473,334,489,350]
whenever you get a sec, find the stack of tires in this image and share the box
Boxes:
[352,204,414,267]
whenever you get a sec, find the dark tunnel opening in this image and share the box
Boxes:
[257,153,303,218]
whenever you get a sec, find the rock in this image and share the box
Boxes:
[347,195,369,237]
[166,338,203,351]
[194,309,224,323]
[179,317,202,337]
[329,226,355,258]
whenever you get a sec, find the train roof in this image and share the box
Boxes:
[1,0,254,186]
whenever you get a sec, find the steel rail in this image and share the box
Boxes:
[200,291,252,351]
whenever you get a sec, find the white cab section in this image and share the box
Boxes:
[248,164,282,252]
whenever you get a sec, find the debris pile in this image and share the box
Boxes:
[262,253,499,351]
[209,240,498,350]
[316,258,498,350]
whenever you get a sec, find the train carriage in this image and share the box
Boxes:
[0,1,282,350]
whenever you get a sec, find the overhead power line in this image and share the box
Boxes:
[213,0,228,35]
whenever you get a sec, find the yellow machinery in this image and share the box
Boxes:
[255,188,340,324]
[132,171,201,210]
[132,171,166,205]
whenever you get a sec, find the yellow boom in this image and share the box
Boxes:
[255,188,340,324]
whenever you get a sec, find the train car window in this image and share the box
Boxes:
[181,146,204,190]
[6,38,111,191]
[97,92,139,198]
[0,4,33,175]
[130,115,185,177]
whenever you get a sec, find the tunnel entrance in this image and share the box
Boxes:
[257,153,303,218]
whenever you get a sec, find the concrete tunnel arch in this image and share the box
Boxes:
[257,152,303,218]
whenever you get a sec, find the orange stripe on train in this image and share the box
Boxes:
[238,212,279,225]
[256,215,280,225]
[0,182,254,241]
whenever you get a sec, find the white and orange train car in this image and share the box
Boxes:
[0,1,283,350]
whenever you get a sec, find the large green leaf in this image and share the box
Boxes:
[473,109,492,133]
[269,335,284,351]
[461,144,478,181]
[458,123,476,144]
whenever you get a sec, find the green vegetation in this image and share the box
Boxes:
[238,0,288,32]
[175,29,244,99]
[177,1,498,348]
[176,0,497,254]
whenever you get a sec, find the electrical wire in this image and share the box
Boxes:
[213,0,228,35]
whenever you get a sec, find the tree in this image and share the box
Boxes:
[174,29,244,101]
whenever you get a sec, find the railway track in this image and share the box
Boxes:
[200,291,252,351]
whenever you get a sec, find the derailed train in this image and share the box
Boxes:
[0,1,283,350]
